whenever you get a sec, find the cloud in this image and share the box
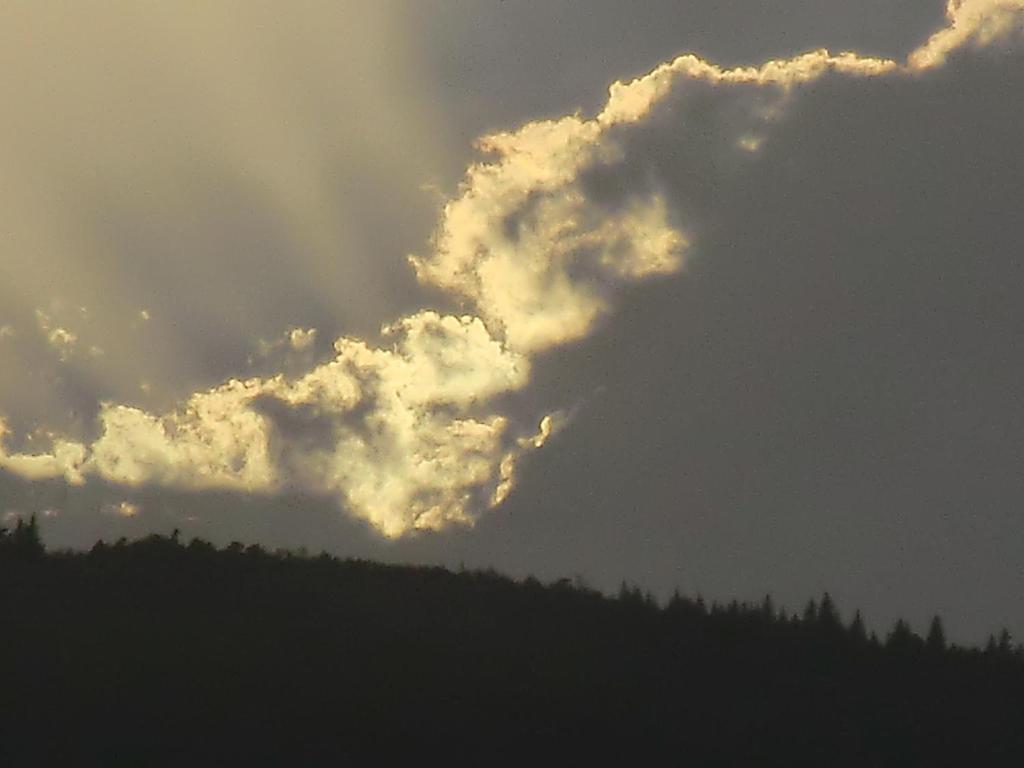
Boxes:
[0,421,88,484]
[2,1,1022,538]
[248,327,321,378]
[411,120,686,352]
[35,310,79,362]
[257,311,541,536]
[407,48,895,357]
[0,2,462,433]
[1,312,546,537]
[408,1,1024,358]
[287,328,317,352]
[102,500,140,519]
[910,0,1024,68]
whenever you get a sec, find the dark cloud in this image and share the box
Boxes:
[454,47,1024,642]
[413,0,947,142]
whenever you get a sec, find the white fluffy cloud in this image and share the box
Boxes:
[1,312,543,537]
[2,1,1022,537]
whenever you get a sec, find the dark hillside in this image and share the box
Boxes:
[1,518,1021,766]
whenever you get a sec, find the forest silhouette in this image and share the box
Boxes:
[1,515,1022,765]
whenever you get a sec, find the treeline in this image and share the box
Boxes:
[1,516,1022,765]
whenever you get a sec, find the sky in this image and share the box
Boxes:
[2,0,1023,642]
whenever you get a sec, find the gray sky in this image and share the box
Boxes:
[2,0,1023,642]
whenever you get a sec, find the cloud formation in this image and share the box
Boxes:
[2,312,544,537]
[911,0,1024,67]
[2,0,1022,537]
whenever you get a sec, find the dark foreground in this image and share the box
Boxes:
[1,520,1022,766]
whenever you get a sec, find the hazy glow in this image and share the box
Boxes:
[0,1,453,420]
[104,501,140,519]
[2,1,1023,536]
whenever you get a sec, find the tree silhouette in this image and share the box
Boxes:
[818,592,841,631]
[0,529,1021,764]
[926,616,947,653]
[0,514,44,560]
[802,598,818,624]
[886,619,920,653]
[998,628,1014,655]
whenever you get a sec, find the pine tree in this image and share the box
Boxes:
[818,592,840,631]
[887,619,918,652]
[802,599,818,624]
[618,581,645,606]
[997,629,1013,655]
[668,588,684,612]
[5,514,45,560]
[926,616,947,653]
[849,610,868,643]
